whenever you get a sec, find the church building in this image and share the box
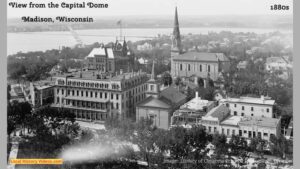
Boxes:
[136,61,187,129]
[170,7,230,81]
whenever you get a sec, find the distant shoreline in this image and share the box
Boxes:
[7,26,293,34]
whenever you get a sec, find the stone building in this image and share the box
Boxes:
[52,70,148,121]
[85,39,133,73]
[219,96,275,118]
[200,104,281,141]
[30,80,55,108]
[171,92,215,128]
[170,7,230,81]
[136,62,187,130]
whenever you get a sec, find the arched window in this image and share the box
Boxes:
[208,65,211,72]
[200,65,202,72]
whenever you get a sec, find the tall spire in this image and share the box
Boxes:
[151,60,155,80]
[172,6,182,53]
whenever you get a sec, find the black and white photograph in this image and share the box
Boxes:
[6,0,293,168]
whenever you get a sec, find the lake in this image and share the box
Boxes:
[7,27,292,55]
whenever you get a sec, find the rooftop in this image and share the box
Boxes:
[180,95,214,111]
[221,115,242,126]
[220,96,275,105]
[86,47,115,59]
[204,104,230,121]
[54,70,147,82]
[137,96,171,109]
[160,86,187,105]
[173,52,229,62]
[239,116,280,128]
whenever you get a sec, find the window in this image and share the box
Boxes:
[208,65,210,72]
[239,130,242,136]
[234,104,237,108]
[244,130,247,134]
[253,131,256,138]
[105,93,107,99]
[263,133,268,137]
[222,128,224,134]
[77,90,79,96]
[62,90,64,95]
[81,91,83,96]
[116,103,119,109]
[267,108,269,112]
[241,113,244,116]
[90,91,93,97]
[111,93,113,99]
[180,64,183,70]
[57,89,60,94]
[150,85,154,91]
[72,90,74,96]
[251,114,254,116]
[86,91,88,97]
[234,111,237,116]
[251,107,254,111]
[258,132,262,138]
[100,92,102,98]
[209,127,211,132]
[111,103,114,109]
[227,129,230,136]
[95,92,98,98]
[242,106,244,110]
[214,127,217,133]
[188,64,191,71]
[200,65,202,72]
[68,90,70,95]
[232,130,235,135]
[116,94,119,100]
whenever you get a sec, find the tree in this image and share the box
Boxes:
[7,85,11,101]
[212,133,228,158]
[174,77,182,86]
[167,126,190,160]
[187,125,209,167]
[269,134,291,159]
[229,135,249,166]
[133,118,156,168]
[161,72,172,86]
[197,77,204,87]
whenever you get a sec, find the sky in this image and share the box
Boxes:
[7,0,293,18]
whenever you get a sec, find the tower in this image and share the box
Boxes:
[146,60,160,98]
[171,7,183,77]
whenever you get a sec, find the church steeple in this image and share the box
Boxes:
[150,60,155,80]
[172,6,182,53]
[146,60,160,98]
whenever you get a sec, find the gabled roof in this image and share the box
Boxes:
[87,47,115,59]
[173,52,229,62]
[137,96,171,109]
[87,47,106,58]
[204,104,230,121]
[160,86,187,105]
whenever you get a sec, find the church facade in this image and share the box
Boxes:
[170,7,230,81]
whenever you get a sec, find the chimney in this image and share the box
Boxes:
[261,95,265,102]
[194,76,198,85]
